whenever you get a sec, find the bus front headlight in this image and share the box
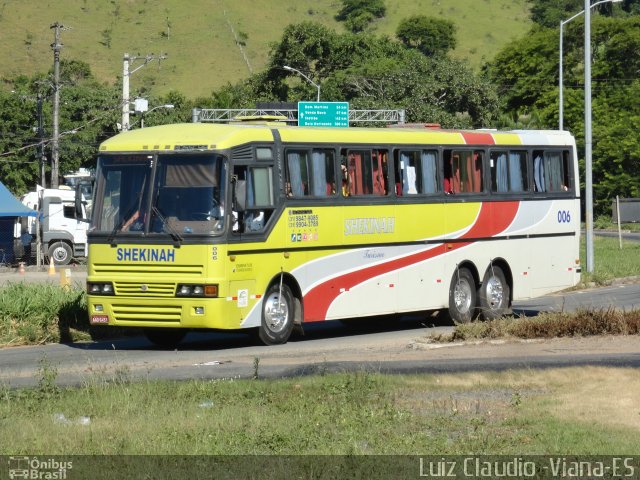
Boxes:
[176,284,218,298]
[87,282,115,295]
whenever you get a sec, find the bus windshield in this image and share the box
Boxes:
[91,153,226,237]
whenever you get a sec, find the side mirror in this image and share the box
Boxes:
[74,185,84,220]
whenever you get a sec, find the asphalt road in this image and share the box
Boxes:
[1,282,639,388]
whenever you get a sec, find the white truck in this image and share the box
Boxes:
[15,188,89,265]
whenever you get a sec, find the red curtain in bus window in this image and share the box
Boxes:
[473,152,482,192]
[348,152,363,195]
[372,150,386,195]
[452,154,462,193]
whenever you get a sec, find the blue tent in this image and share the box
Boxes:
[0,181,36,217]
[0,181,36,264]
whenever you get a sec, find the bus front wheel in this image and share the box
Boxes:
[448,268,477,324]
[478,266,511,320]
[258,283,295,345]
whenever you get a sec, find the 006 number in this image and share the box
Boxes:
[557,210,571,223]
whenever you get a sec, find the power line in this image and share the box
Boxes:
[0,98,125,161]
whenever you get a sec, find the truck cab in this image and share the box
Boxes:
[19,188,89,265]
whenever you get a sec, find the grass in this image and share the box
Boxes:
[0,0,531,97]
[580,234,640,285]
[0,282,89,346]
[437,309,640,343]
[1,366,638,457]
[595,217,640,233]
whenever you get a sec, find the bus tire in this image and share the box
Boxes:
[478,266,511,320]
[48,241,72,266]
[448,268,477,324]
[258,283,295,345]
[144,328,187,348]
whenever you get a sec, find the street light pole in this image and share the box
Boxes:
[584,0,594,273]
[559,0,621,131]
[283,65,321,102]
[559,0,621,274]
[140,104,174,128]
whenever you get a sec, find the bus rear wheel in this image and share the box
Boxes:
[258,283,295,345]
[448,268,477,324]
[144,328,187,348]
[478,266,511,320]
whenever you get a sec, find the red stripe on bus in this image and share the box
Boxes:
[460,132,495,145]
[302,201,519,322]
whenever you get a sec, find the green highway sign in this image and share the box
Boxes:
[298,101,349,127]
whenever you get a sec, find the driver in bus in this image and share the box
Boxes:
[122,209,144,231]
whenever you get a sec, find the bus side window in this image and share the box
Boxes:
[343,149,388,196]
[444,150,483,193]
[397,149,439,195]
[310,149,336,196]
[491,150,528,193]
[533,150,569,193]
[398,150,420,195]
[233,165,273,234]
[286,150,309,197]
[286,149,336,197]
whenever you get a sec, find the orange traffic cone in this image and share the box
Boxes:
[48,257,56,276]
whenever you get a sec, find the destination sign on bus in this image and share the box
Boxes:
[298,102,349,128]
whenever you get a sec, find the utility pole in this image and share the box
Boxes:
[121,53,167,131]
[37,93,46,188]
[122,53,130,132]
[50,22,63,189]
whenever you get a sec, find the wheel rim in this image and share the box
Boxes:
[53,246,68,262]
[485,275,504,309]
[454,277,473,313]
[263,291,289,333]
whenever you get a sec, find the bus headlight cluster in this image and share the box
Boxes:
[87,282,114,295]
[176,284,218,298]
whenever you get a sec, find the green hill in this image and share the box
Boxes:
[0,0,531,98]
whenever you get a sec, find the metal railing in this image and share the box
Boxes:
[192,108,405,125]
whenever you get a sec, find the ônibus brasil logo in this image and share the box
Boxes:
[8,457,73,479]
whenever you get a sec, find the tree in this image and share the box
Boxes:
[486,15,640,215]
[336,0,386,33]
[329,52,498,128]
[396,15,457,57]
[0,61,120,194]
[483,25,558,113]
[529,0,632,28]
[236,22,499,128]
[0,87,42,194]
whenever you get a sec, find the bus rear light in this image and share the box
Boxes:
[87,282,114,295]
[176,284,218,298]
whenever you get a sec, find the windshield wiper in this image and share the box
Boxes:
[152,206,183,247]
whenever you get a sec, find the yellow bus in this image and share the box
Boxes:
[87,121,581,347]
